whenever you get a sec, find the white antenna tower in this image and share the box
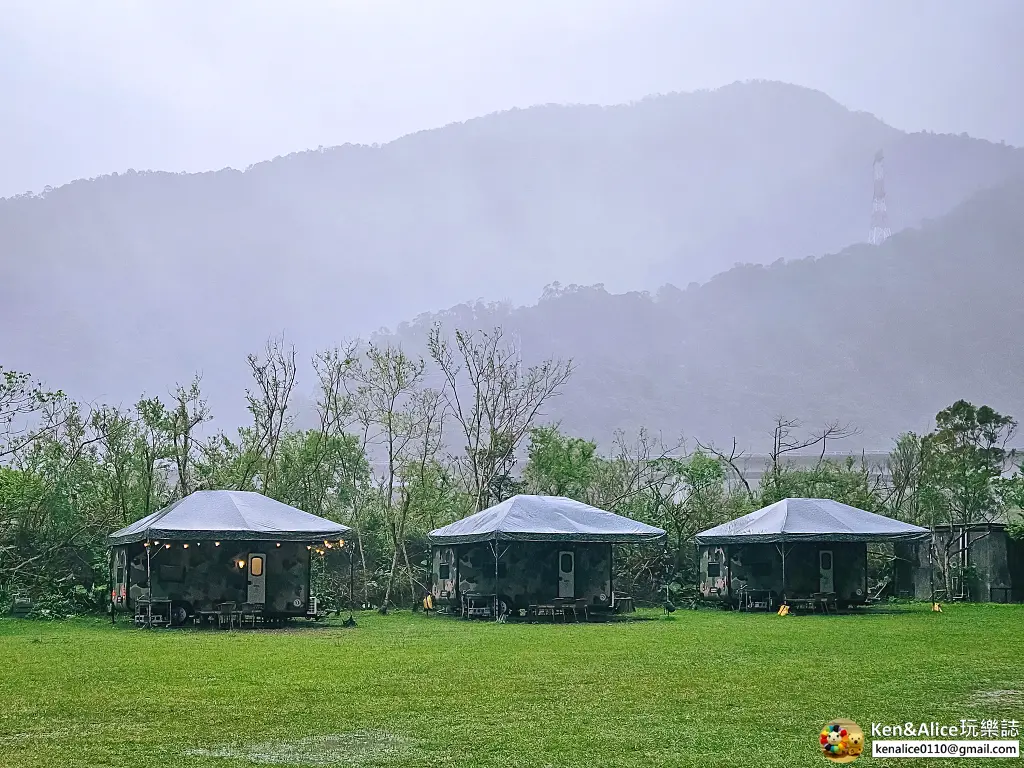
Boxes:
[869,149,892,245]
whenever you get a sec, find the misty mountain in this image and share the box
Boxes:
[2,80,1022,428]
[381,174,1024,451]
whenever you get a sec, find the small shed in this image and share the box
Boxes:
[695,498,929,609]
[896,522,1024,603]
[428,495,665,617]
[107,490,351,624]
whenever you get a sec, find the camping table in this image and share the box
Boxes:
[196,610,221,626]
[143,599,171,627]
[739,589,773,612]
[532,602,569,621]
[462,593,495,618]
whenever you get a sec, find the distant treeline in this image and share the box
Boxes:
[2,327,1022,615]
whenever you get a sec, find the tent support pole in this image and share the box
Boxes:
[344,546,356,627]
[109,548,115,625]
[777,543,787,605]
[609,543,614,608]
[145,540,152,628]
[493,540,499,622]
[928,536,936,605]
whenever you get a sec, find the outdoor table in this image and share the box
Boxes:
[739,588,773,612]
[143,599,171,627]
[532,603,568,621]
[462,593,495,618]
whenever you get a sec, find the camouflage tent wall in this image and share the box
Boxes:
[697,542,869,606]
[111,541,312,617]
[431,541,613,611]
[892,541,933,600]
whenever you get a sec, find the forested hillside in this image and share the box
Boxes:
[382,174,1024,450]
[2,80,1022,428]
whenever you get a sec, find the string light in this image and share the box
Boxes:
[306,545,312,550]
[237,560,246,569]
[275,543,281,548]
[183,543,189,549]
[214,541,221,547]
[165,544,171,549]
[338,540,345,548]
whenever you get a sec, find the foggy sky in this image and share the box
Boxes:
[2,0,1022,198]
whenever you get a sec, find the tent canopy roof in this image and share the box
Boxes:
[107,490,351,546]
[695,497,929,545]
[428,494,666,545]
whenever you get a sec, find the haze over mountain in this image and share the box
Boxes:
[2,81,1022,446]
[5,1,1024,196]
[382,173,1024,451]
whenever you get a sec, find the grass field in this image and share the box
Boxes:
[1,604,1022,767]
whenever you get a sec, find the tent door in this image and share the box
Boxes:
[819,549,834,593]
[248,553,267,604]
[557,550,575,598]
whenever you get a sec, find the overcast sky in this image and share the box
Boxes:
[2,0,1021,197]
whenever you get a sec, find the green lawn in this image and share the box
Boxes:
[0,604,1021,767]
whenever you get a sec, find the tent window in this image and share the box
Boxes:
[439,563,451,580]
[250,556,264,577]
[707,562,721,578]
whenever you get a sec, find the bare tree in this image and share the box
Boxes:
[163,376,210,498]
[762,417,858,496]
[428,324,573,512]
[236,337,297,493]
[394,387,446,599]
[0,366,69,459]
[694,436,755,503]
[314,343,371,603]
[347,343,427,611]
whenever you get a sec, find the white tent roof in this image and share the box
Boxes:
[107,490,351,545]
[428,495,666,544]
[695,497,929,544]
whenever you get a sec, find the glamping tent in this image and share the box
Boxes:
[695,498,929,610]
[428,494,665,618]
[108,491,351,626]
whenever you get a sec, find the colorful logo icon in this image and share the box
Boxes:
[819,719,864,762]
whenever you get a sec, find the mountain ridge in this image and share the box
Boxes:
[3,80,1022,435]
[377,172,1024,451]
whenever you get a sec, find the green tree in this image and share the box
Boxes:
[923,400,1016,527]
[522,425,598,500]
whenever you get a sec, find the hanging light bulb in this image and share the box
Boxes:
[214,541,221,547]
[275,542,281,548]
[183,543,189,549]
[237,560,246,569]
[338,540,345,548]
[165,544,171,549]
[306,545,312,550]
